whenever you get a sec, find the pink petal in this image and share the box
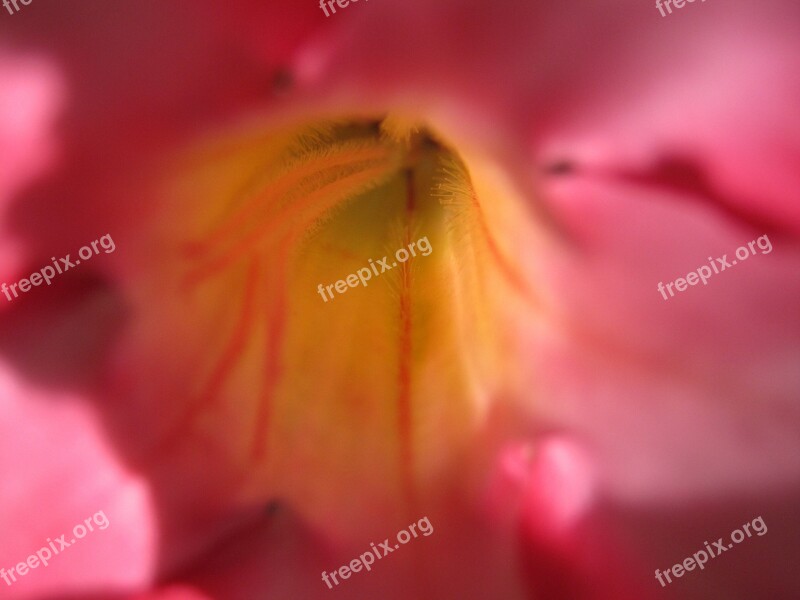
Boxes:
[0,364,154,597]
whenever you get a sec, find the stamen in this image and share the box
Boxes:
[184,159,399,288]
[184,139,397,262]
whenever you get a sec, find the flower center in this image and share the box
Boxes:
[127,114,544,538]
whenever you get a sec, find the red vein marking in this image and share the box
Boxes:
[183,147,392,262]
[468,189,539,306]
[397,169,416,508]
[152,258,261,459]
[250,239,290,461]
[183,162,391,289]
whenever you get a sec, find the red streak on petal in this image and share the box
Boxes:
[250,241,289,461]
[470,189,540,307]
[183,147,392,263]
[154,258,261,459]
[183,162,392,288]
[397,169,416,508]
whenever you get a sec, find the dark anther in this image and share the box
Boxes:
[420,133,444,150]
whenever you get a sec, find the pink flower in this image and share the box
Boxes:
[1,1,798,598]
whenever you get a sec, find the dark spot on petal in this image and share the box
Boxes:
[543,160,575,176]
[265,499,282,516]
[270,68,294,96]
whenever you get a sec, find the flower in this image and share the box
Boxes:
[1,0,799,598]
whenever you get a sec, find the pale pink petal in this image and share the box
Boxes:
[0,364,155,597]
